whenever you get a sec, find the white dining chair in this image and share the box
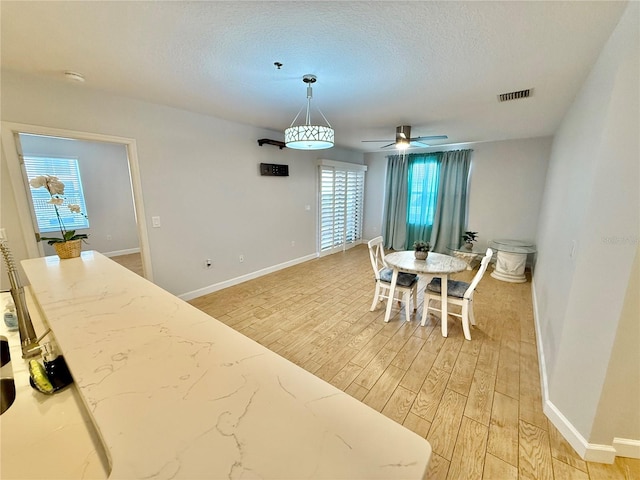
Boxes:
[421,248,493,340]
[367,236,418,322]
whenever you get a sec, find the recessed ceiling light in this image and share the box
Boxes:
[64,71,85,83]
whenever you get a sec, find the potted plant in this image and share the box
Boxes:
[29,175,89,259]
[461,231,478,250]
[413,240,431,260]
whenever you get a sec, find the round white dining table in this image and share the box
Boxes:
[383,251,468,337]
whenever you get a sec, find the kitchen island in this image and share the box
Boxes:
[22,251,431,479]
[0,290,108,479]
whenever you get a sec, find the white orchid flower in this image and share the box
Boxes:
[29,176,48,188]
[29,174,89,245]
[46,177,65,195]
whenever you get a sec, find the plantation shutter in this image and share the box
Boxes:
[23,156,90,233]
[318,160,366,255]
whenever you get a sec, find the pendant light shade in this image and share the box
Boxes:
[285,74,334,150]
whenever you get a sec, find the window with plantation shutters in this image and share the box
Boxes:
[23,156,90,233]
[318,160,366,254]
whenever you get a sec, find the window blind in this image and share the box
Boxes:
[319,165,365,254]
[23,156,90,233]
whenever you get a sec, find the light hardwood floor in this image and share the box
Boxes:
[110,252,144,277]
[189,245,639,480]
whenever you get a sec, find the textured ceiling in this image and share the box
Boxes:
[0,1,628,152]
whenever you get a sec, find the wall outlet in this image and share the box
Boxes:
[239,254,245,263]
[205,259,212,269]
[151,216,161,228]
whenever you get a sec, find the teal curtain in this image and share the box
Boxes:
[405,154,440,247]
[382,149,472,252]
[382,155,409,250]
[430,150,472,252]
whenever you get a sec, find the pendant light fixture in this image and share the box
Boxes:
[285,74,334,150]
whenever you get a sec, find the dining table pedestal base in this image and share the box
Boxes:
[489,239,536,284]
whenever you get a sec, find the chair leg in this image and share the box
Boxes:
[403,291,411,322]
[468,300,477,325]
[421,293,430,326]
[370,283,381,311]
[461,301,472,340]
[411,284,417,312]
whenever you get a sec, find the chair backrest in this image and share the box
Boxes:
[463,248,493,299]
[367,236,386,281]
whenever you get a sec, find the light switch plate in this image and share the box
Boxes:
[152,216,161,228]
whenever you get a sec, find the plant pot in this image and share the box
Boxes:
[53,240,82,259]
[414,250,428,260]
[463,242,473,250]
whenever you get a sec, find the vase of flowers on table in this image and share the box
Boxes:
[29,175,89,259]
[413,240,431,260]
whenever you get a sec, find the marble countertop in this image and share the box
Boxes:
[22,251,431,479]
[0,290,108,480]
[384,251,468,275]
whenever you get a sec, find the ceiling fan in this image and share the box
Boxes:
[362,125,448,150]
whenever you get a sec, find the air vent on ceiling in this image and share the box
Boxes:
[498,89,532,102]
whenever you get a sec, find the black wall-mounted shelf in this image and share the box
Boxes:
[257,138,286,149]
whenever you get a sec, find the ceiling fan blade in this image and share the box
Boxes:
[380,142,397,149]
[411,135,448,141]
[411,141,430,147]
[362,139,394,143]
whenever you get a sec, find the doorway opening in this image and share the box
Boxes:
[1,122,153,281]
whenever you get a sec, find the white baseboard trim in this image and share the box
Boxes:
[613,437,640,459]
[543,398,617,463]
[178,253,319,301]
[102,247,141,258]
[531,277,638,464]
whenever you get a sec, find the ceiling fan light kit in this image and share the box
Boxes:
[362,125,448,150]
[284,74,334,150]
[395,125,411,150]
[396,138,410,150]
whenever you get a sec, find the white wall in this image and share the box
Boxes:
[363,137,551,251]
[533,0,639,456]
[466,138,551,251]
[362,152,388,241]
[0,71,363,296]
[18,134,139,256]
[591,246,640,446]
[0,148,31,291]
